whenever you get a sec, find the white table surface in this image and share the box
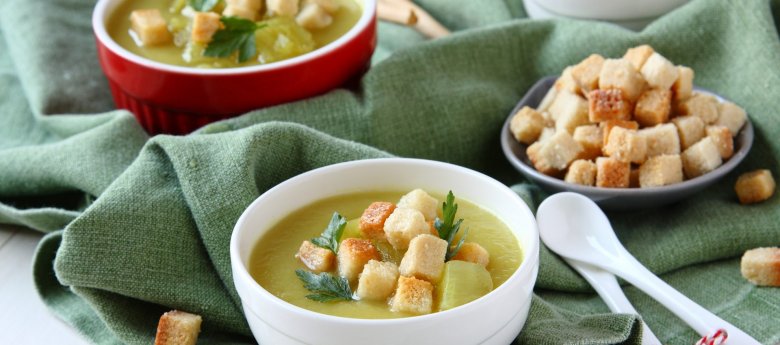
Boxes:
[0,224,88,345]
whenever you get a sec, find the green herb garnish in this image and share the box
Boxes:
[435,191,468,261]
[310,212,347,254]
[204,17,266,63]
[295,269,354,302]
[188,0,219,12]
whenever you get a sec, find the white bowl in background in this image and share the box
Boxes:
[231,158,540,345]
[524,0,690,30]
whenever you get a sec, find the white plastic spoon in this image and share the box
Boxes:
[566,259,662,345]
[536,192,761,344]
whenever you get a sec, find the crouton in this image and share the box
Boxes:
[267,0,299,16]
[359,201,396,239]
[554,67,581,95]
[740,247,780,286]
[397,189,439,221]
[639,123,680,157]
[735,169,776,204]
[304,0,340,13]
[337,238,381,282]
[634,88,672,127]
[356,260,399,301]
[130,9,171,46]
[706,125,734,159]
[399,234,447,283]
[672,66,694,101]
[600,119,639,147]
[573,125,603,160]
[564,159,597,186]
[596,157,630,188]
[510,106,545,144]
[548,91,589,133]
[226,0,263,10]
[296,240,335,272]
[640,52,679,90]
[681,137,722,178]
[391,276,433,315]
[537,87,558,113]
[623,45,655,70]
[603,126,647,164]
[677,93,719,124]
[527,131,583,175]
[190,12,221,44]
[716,101,747,136]
[384,208,431,250]
[296,3,333,30]
[154,310,202,345]
[672,115,705,150]
[587,88,632,122]
[639,154,683,188]
[599,58,646,102]
[223,5,257,20]
[451,242,490,267]
[537,127,556,143]
[570,54,605,93]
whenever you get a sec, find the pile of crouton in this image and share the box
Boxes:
[510,45,748,188]
[296,189,490,315]
[130,0,340,46]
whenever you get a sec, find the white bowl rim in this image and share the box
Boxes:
[230,157,539,326]
[92,0,376,76]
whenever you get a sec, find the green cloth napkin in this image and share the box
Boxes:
[1,0,779,344]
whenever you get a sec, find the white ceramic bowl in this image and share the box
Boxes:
[231,158,539,345]
[524,0,690,30]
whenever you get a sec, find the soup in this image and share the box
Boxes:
[249,190,523,319]
[107,0,362,68]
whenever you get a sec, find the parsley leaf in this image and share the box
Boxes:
[203,16,266,63]
[434,191,468,261]
[189,0,219,12]
[310,212,347,254]
[295,269,354,302]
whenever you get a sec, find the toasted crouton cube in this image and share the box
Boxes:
[735,170,776,204]
[130,9,171,46]
[451,242,490,267]
[740,247,780,286]
[356,260,399,301]
[639,154,683,188]
[599,59,647,102]
[672,115,705,150]
[359,201,396,239]
[510,106,545,144]
[570,54,605,93]
[677,93,719,124]
[538,87,558,113]
[573,125,603,160]
[672,66,694,101]
[600,120,639,147]
[706,125,734,159]
[154,310,202,345]
[596,157,630,188]
[296,3,333,29]
[639,123,680,157]
[623,45,655,70]
[565,159,597,186]
[528,131,583,175]
[190,12,221,44]
[549,91,589,133]
[384,208,431,250]
[681,137,722,178]
[635,88,672,127]
[304,0,340,13]
[267,0,299,16]
[223,5,258,20]
[716,101,747,136]
[587,88,631,122]
[296,240,335,272]
[554,67,581,95]
[640,52,679,90]
[338,238,381,282]
[398,189,438,221]
[399,234,447,283]
[391,276,433,315]
[604,127,647,164]
[226,0,263,10]
[537,127,556,143]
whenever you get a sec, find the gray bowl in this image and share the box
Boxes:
[500,76,754,210]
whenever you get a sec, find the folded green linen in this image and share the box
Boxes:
[1,0,779,344]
